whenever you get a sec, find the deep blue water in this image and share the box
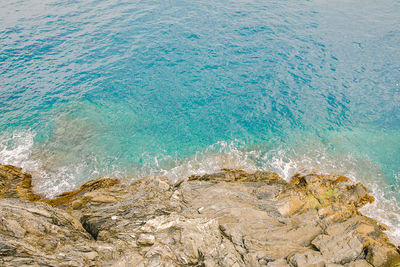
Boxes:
[1,0,400,239]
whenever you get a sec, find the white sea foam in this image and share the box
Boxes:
[0,130,40,172]
[360,184,400,244]
[161,140,260,182]
[0,130,99,197]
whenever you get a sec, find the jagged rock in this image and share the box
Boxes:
[0,165,399,266]
[0,164,118,207]
[346,260,374,267]
[266,258,290,267]
[137,234,155,246]
[0,165,41,201]
[311,215,400,266]
[44,178,118,208]
[312,232,364,264]
[366,244,400,267]
[288,250,326,267]
[0,198,97,267]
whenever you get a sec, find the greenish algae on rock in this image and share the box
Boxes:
[0,165,399,266]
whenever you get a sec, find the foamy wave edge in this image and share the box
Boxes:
[1,132,400,244]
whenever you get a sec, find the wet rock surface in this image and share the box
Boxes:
[0,165,41,201]
[1,165,400,266]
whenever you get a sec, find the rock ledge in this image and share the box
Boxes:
[1,164,399,267]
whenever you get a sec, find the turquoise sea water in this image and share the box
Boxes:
[1,0,400,240]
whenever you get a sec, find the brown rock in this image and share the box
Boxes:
[366,245,400,267]
[137,234,155,246]
[1,166,399,267]
[0,165,41,201]
[267,258,290,267]
[288,250,326,267]
[44,177,118,208]
[345,259,373,267]
[312,232,364,264]
[0,198,96,266]
[277,195,304,216]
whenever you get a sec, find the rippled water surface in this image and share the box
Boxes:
[1,0,400,240]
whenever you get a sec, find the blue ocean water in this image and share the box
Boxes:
[1,0,400,239]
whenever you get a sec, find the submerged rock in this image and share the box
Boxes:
[0,165,399,266]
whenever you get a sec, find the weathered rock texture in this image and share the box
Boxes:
[1,164,400,266]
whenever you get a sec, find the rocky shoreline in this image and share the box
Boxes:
[1,164,400,267]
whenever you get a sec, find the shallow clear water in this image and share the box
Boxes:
[1,0,400,240]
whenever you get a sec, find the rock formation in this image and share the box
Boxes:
[1,164,400,266]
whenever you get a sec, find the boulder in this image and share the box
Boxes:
[288,250,326,267]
